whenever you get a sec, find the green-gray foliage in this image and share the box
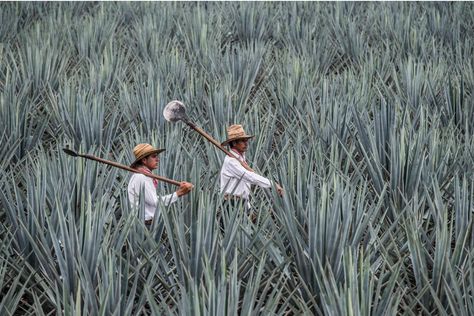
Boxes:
[1,2,474,315]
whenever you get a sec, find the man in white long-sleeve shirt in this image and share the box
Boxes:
[128,143,193,225]
[220,125,283,210]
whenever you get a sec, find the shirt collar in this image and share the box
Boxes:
[230,148,246,162]
[136,166,152,174]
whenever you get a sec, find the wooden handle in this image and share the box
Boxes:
[80,154,181,186]
[184,121,255,172]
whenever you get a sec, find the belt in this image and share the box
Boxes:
[223,194,245,201]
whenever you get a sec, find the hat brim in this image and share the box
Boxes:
[221,135,254,146]
[130,148,166,168]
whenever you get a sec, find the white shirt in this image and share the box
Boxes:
[219,149,272,200]
[128,173,178,220]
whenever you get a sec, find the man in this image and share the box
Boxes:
[128,143,193,225]
[220,124,284,211]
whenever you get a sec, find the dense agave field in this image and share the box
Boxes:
[1,2,474,315]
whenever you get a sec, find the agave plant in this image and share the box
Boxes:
[1,1,474,315]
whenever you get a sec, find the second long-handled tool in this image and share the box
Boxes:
[163,100,254,172]
[62,148,181,186]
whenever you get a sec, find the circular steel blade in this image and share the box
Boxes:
[163,100,187,122]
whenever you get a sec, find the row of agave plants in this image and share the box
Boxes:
[1,1,474,315]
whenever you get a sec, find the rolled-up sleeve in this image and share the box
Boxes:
[160,192,178,206]
[129,174,179,209]
[226,158,272,188]
[143,182,178,207]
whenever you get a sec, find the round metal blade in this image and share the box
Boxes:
[163,100,187,122]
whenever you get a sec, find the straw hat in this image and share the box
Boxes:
[130,143,165,168]
[221,124,255,146]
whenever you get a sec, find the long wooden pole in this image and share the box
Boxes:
[183,120,255,172]
[62,148,181,186]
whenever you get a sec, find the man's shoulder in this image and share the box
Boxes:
[223,155,238,163]
[129,173,149,184]
[223,155,243,169]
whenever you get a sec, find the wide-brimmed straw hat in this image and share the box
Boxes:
[130,143,165,168]
[221,124,255,146]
